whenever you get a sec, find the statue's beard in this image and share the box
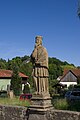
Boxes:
[35,43,40,47]
[35,43,42,48]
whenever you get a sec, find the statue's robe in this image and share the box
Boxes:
[31,45,49,94]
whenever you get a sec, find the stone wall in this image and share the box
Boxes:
[46,109,80,120]
[0,105,80,120]
[0,105,27,120]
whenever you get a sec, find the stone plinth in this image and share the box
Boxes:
[28,94,53,120]
[30,94,52,110]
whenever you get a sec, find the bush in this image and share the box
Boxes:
[74,84,80,89]
[53,98,68,110]
[52,97,80,112]
[23,84,30,94]
[68,100,80,112]
[68,85,74,90]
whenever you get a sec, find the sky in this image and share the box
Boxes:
[0,0,80,66]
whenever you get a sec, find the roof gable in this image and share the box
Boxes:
[59,68,80,82]
[60,70,77,82]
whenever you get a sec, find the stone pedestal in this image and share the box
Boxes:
[28,94,53,120]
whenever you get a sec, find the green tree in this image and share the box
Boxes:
[21,55,30,62]
[49,79,59,96]
[6,59,12,70]
[49,64,63,79]
[10,63,22,96]
[20,62,33,87]
[0,62,6,69]
[23,84,30,94]
[12,57,22,68]
[0,58,7,69]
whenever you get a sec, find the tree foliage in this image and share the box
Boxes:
[10,63,22,96]
[0,55,76,95]
[0,58,7,69]
[23,84,30,94]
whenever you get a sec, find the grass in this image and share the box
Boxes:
[1,95,80,112]
[0,97,30,107]
[52,96,80,112]
[53,98,68,110]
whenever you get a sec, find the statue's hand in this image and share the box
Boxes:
[35,62,40,66]
[35,61,43,66]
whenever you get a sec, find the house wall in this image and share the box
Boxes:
[60,82,77,87]
[0,79,27,92]
[0,79,11,91]
[60,72,77,87]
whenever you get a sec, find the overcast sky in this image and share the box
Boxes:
[0,0,80,66]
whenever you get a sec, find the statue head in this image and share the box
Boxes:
[35,36,43,47]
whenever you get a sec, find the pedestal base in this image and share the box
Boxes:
[30,94,52,110]
[28,94,53,120]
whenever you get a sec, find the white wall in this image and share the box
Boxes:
[0,79,11,91]
[60,81,77,87]
[60,71,77,87]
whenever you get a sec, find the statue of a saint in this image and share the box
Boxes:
[31,36,49,95]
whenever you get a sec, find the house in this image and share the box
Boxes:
[57,76,63,81]
[0,69,29,91]
[58,69,80,88]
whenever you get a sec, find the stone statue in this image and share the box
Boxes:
[31,36,49,95]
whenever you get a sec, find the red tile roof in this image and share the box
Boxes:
[0,69,28,78]
[63,69,80,77]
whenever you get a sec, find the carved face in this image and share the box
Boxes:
[35,38,42,47]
